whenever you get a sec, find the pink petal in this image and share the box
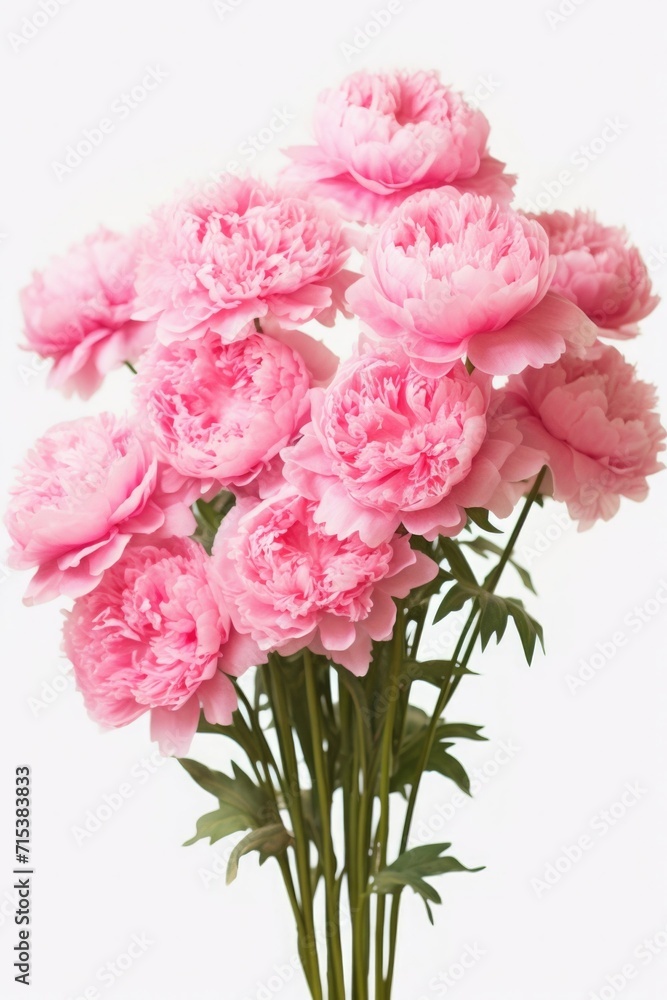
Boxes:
[150,699,201,756]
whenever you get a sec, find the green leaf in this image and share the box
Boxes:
[372,843,482,923]
[504,597,545,664]
[477,591,510,650]
[433,583,475,624]
[405,659,454,688]
[179,759,279,847]
[195,711,263,766]
[179,757,236,800]
[465,507,503,533]
[183,808,245,846]
[404,567,453,609]
[392,715,473,797]
[425,744,472,796]
[474,589,544,664]
[438,723,486,741]
[192,491,236,553]
[226,823,292,884]
[439,539,478,585]
[403,659,478,689]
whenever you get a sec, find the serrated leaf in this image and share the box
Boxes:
[405,659,456,688]
[183,808,248,846]
[504,598,545,664]
[426,745,472,795]
[438,723,486,741]
[372,843,482,922]
[226,823,292,884]
[433,583,475,624]
[179,757,235,800]
[478,592,510,650]
[179,758,279,848]
[392,720,472,797]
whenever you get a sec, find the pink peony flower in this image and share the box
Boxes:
[63,538,262,755]
[283,69,515,224]
[133,175,356,344]
[134,326,337,489]
[282,342,545,547]
[5,414,200,605]
[211,489,438,675]
[530,210,659,337]
[497,343,666,528]
[21,228,154,398]
[347,188,597,376]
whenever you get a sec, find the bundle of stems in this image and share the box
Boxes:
[182,471,546,999]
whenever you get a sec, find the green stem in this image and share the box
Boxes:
[304,651,346,999]
[233,681,312,989]
[124,360,137,374]
[343,676,371,1000]
[264,662,323,1000]
[374,603,404,997]
[384,469,547,994]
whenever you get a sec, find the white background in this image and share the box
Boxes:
[1,0,667,998]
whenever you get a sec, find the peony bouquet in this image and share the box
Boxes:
[7,68,664,999]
